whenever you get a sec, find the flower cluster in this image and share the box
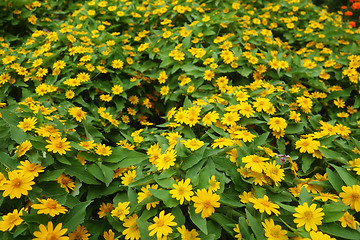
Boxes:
[0,0,360,239]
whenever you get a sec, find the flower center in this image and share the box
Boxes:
[203,200,212,208]
[302,142,309,147]
[12,178,22,187]
[177,187,185,195]
[352,193,360,201]
[156,219,164,228]
[303,210,313,220]
[47,233,58,240]
[56,142,64,149]
[47,200,57,209]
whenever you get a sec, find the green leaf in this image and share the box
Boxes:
[87,163,106,183]
[0,152,18,170]
[63,164,100,185]
[285,123,305,134]
[277,202,296,213]
[237,66,253,77]
[20,211,50,225]
[322,202,348,223]
[61,200,92,232]
[298,187,312,205]
[9,125,27,144]
[181,145,206,170]
[148,189,178,208]
[210,213,236,236]
[189,205,208,234]
[332,164,358,187]
[253,132,269,146]
[326,168,345,193]
[319,223,360,239]
[153,174,176,188]
[0,109,20,125]
[309,114,322,129]
[137,217,152,240]
[105,147,148,167]
[238,216,252,239]
[245,209,266,240]
[301,154,315,173]
[37,169,64,182]
[172,206,185,227]
[319,147,347,164]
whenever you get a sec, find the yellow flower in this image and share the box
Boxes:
[262,218,288,240]
[238,102,255,118]
[339,211,359,229]
[169,178,194,204]
[68,225,90,240]
[264,161,285,186]
[137,184,159,210]
[17,117,37,132]
[0,171,35,199]
[121,170,136,185]
[16,140,32,157]
[221,112,240,126]
[65,90,75,99]
[192,189,220,218]
[122,214,141,240]
[239,190,255,204]
[112,59,124,69]
[53,60,66,70]
[309,231,336,240]
[182,138,204,151]
[111,202,130,221]
[233,224,242,239]
[177,225,200,240]
[208,175,220,192]
[0,208,24,231]
[104,229,118,240]
[45,136,71,155]
[293,202,324,232]
[95,143,112,156]
[79,140,95,150]
[32,221,69,240]
[267,117,287,132]
[31,198,68,217]
[112,85,124,95]
[295,138,320,154]
[56,173,75,193]
[296,96,313,114]
[17,160,45,178]
[339,185,360,212]
[242,155,268,173]
[68,107,87,122]
[202,111,219,126]
[249,195,280,216]
[156,149,177,171]
[98,203,113,218]
[148,210,177,239]
[36,124,61,137]
[160,85,169,95]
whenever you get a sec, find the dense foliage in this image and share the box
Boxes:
[1,0,360,239]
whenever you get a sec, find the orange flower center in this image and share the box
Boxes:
[47,201,57,209]
[203,200,212,208]
[303,210,313,220]
[56,141,64,149]
[301,141,309,147]
[12,178,22,187]
[47,232,58,240]
[352,193,360,201]
[156,219,164,227]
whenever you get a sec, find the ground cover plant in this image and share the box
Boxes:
[1,0,360,239]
